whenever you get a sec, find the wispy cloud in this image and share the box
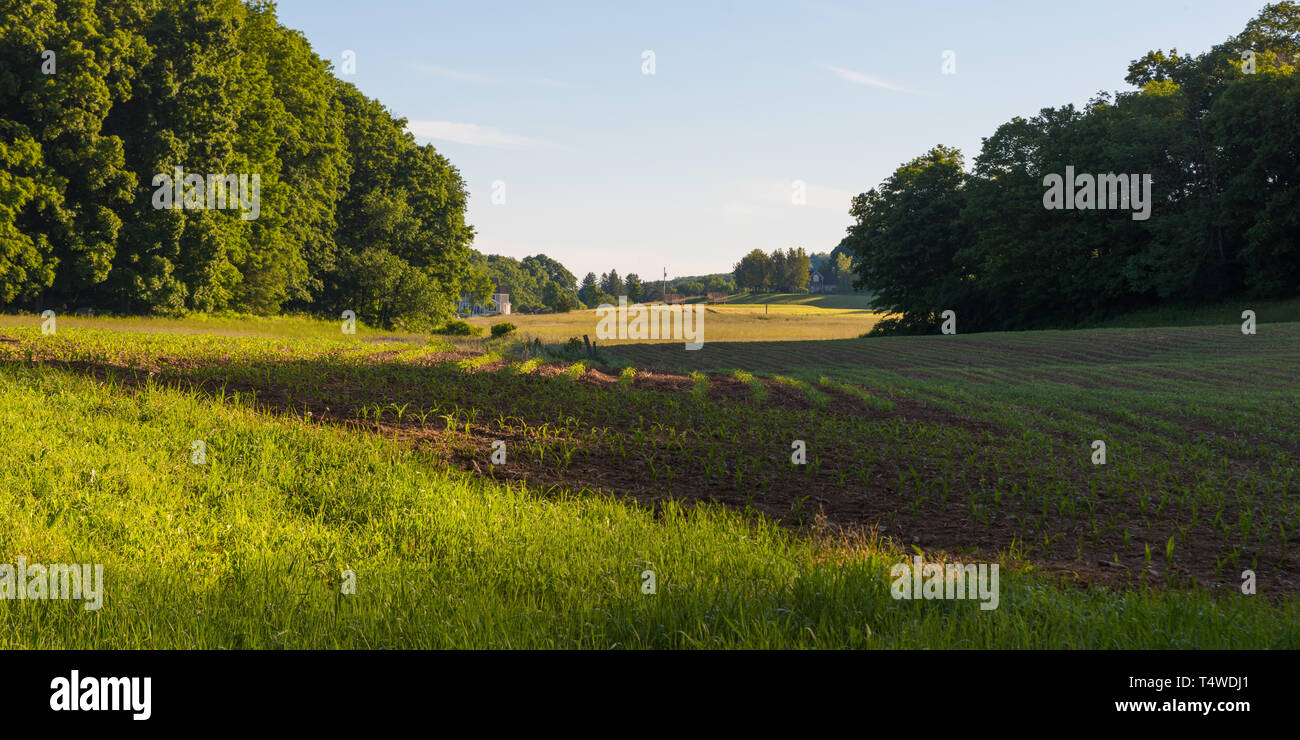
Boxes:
[823,64,924,95]
[405,121,546,150]
[412,63,496,83]
[412,63,570,88]
[533,76,572,89]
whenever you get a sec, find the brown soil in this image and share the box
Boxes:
[12,350,1297,599]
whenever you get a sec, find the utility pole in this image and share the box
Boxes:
[662,267,666,304]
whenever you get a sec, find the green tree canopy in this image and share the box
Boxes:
[0,0,475,329]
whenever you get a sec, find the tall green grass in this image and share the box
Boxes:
[1,362,1295,648]
[1081,297,1300,329]
[0,310,412,341]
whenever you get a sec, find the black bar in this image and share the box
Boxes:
[2,649,1284,728]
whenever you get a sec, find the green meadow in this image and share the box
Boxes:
[0,311,1295,648]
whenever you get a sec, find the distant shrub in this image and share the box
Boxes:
[490,322,517,338]
[435,320,483,336]
[550,336,608,364]
[864,314,936,337]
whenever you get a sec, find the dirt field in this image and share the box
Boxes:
[8,318,1295,598]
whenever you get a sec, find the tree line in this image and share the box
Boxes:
[732,247,812,293]
[574,270,733,306]
[1,0,474,330]
[842,3,1300,334]
[578,270,648,306]
[465,252,582,313]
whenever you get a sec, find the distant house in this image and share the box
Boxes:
[706,292,729,304]
[809,269,837,294]
[457,286,511,316]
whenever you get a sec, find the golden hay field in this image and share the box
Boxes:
[467,303,884,344]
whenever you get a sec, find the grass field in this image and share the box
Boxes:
[0,308,1296,648]
[1081,296,1300,330]
[611,323,1299,592]
[0,311,417,342]
[723,291,877,310]
[467,302,881,344]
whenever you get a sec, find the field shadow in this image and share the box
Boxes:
[6,342,1297,598]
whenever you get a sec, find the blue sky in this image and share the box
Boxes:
[275,0,1265,282]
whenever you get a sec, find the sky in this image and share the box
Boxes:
[275,0,1267,282]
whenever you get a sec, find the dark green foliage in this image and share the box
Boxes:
[490,321,516,338]
[599,269,623,297]
[434,319,481,336]
[623,273,643,302]
[0,0,473,328]
[843,3,1300,334]
[733,248,810,293]
[468,251,579,313]
[578,271,613,307]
